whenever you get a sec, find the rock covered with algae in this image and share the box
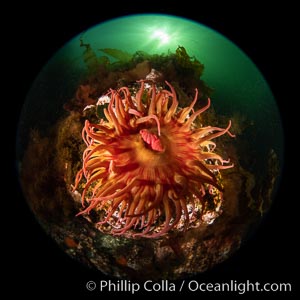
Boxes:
[19,44,279,279]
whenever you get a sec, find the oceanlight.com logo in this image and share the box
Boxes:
[85,280,292,294]
[186,280,292,294]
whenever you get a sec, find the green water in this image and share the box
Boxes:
[18,14,284,172]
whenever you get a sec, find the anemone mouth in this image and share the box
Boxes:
[73,80,234,238]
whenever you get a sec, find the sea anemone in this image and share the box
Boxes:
[74,81,234,238]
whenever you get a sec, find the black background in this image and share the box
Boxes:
[10,1,296,298]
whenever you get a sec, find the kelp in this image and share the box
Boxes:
[99,48,133,62]
[78,37,213,104]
